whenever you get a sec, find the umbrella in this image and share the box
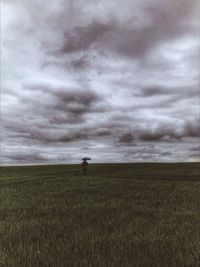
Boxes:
[82,157,91,161]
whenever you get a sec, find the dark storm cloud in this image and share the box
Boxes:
[70,55,92,70]
[59,20,114,54]
[4,151,50,162]
[138,126,186,142]
[18,83,106,125]
[119,132,135,143]
[140,85,199,98]
[54,0,197,60]
[118,121,200,144]
[2,82,109,145]
[1,0,199,164]
[1,149,69,164]
[53,90,100,112]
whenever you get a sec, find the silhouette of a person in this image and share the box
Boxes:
[81,160,88,175]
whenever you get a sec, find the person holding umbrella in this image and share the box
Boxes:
[81,157,91,175]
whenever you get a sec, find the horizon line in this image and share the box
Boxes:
[1,161,200,167]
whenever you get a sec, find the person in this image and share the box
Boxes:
[81,159,88,175]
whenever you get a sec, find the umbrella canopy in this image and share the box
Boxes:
[82,157,91,161]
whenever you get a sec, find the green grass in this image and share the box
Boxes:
[0,163,200,267]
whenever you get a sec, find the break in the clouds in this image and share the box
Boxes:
[1,0,200,164]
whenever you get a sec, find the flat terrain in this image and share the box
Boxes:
[0,163,200,267]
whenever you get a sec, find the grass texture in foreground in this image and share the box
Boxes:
[0,163,200,266]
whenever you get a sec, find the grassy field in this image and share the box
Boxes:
[0,163,200,267]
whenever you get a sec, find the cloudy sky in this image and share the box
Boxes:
[1,0,200,164]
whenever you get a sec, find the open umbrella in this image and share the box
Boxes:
[82,157,91,161]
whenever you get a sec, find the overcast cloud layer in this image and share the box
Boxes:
[1,0,200,164]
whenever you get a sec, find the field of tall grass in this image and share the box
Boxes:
[1,163,200,266]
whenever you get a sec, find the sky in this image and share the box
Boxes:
[1,0,200,165]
